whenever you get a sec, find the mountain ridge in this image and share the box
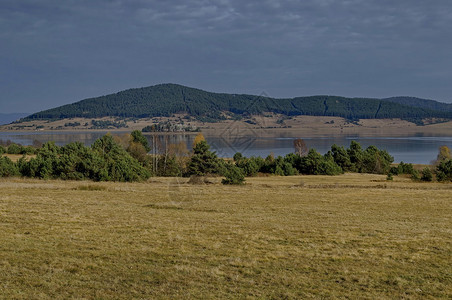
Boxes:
[22,83,452,124]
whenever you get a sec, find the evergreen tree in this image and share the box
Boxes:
[186,140,224,176]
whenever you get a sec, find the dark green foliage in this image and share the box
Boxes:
[411,170,421,181]
[233,152,243,162]
[386,173,394,181]
[347,141,364,172]
[186,141,225,176]
[234,153,260,177]
[22,146,36,155]
[421,168,433,182]
[328,144,352,171]
[233,141,392,176]
[341,142,394,174]
[156,155,183,177]
[397,162,416,175]
[361,146,393,174]
[294,149,343,175]
[384,96,452,112]
[0,157,19,177]
[436,159,452,182]
[7,143,22,154]
[222,164,245,185]
[18,135,150,182]
[0,145,5,155]
[91,135,150,181]
[130,130,151,152]
[24,84,452,123]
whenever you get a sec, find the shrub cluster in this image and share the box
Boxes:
[232,141,394,177]
[0,143,37,155]
[0,133,151,182]
[2,135,451,184]
[16,135,150,181]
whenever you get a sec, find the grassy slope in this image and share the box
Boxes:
[0,175,451,299]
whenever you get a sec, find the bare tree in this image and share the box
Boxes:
[293,138,308,157]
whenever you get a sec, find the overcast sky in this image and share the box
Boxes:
[1,0,452,113]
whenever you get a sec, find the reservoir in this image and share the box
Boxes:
[1,131,451,165]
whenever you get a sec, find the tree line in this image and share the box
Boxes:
[1,133,452,183]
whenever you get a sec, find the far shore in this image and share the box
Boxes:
[1,115,452,137]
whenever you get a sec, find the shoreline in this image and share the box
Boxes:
[1,116,452,138]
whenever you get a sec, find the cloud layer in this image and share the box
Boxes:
[1,0,452,112]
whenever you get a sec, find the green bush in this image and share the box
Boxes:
[329,144,352,171]
[397,162,415,175]
[236,157,260,177]
[7,143,22,155]
[411,170,420,181]
[222,164,245,185]
[436,159,452,182]
[22,146,36,155]
[297,149,343,175]
[130,130,151,152]
[420,167,433,182]
[92,135,150,181]
[186,141,225,176]
[361,146,393,174]
[0,156,19,177]
[18,135,150,182]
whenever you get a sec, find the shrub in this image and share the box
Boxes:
[386,173,393,181]
[233,152,243,162]
[22,146,36,155]
[186,141,225,176]
[411,170,420,181]
[436,159,452,182]
[18,135,150,182]
[0,156,19,177]
[130,130,151,152]
[92,135,150,181]
[236,157,259,176]
[297,149,342,175]
[7,143,22,155]
[420,167,433,182]
[397,162,415,175]
[361,146,393,174]
[222,164,245,185]
[329,144,352,171]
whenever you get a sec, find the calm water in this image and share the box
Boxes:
[1,131,452,164]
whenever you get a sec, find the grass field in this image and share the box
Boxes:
[0,174,451,299]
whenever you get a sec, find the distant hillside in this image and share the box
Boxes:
[23,84,452,123]
[0,113,29,125]
[383,96,452,112]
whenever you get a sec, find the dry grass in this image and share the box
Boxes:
[0,174,451,299]
[1,154,36,162]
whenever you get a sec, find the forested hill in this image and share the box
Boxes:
[383,96,452,112]
[24,84,452,122]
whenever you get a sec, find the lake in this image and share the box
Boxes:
[1,131,451,164]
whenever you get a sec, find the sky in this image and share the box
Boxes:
[1,0,452,114]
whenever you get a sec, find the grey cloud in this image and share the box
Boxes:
[1,0,452,113]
